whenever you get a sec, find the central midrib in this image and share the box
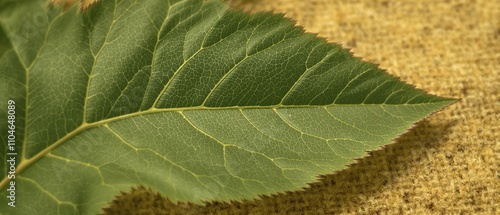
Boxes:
[0,101,439,189]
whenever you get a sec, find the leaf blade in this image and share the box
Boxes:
[0,0,455,214]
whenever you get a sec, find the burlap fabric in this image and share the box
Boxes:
[104,0,499,214]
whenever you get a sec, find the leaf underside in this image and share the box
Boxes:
[0,0,454,214]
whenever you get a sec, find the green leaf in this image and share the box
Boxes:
[0,0,454,214]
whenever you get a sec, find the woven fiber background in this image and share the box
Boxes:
[104,0,499,214]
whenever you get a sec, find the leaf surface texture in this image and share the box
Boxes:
[0,0,454,214]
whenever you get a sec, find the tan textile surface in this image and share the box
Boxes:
[105,0,499,214]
